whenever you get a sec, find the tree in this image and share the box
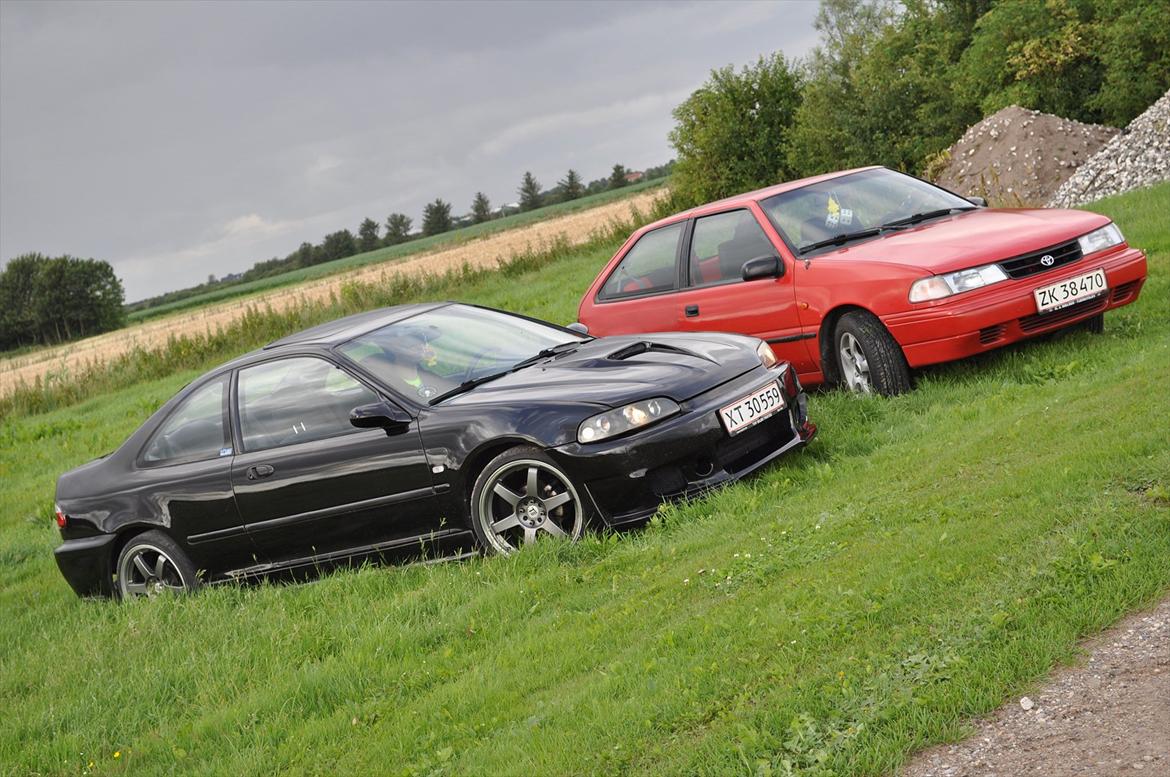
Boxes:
[358,218,381,252]
[319,229,357,263]
[384,213,413,245]
[422,199,453,236]
[518,172,543,211]
[608,164,628,189]
[471,192,492,223]
[558,169,584,200]
[0,254,125,349]
[668,53,803,206]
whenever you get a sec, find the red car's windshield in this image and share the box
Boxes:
[760,168,974,253]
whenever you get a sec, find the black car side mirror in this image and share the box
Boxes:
[350,401,412,436]
[967,196,987,207]
[566,322,589,335]
[741,255,784,281]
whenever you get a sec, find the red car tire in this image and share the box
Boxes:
[834,311,912,396]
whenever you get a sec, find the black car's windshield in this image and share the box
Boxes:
[760,168,975,254]
[337,305,586,402]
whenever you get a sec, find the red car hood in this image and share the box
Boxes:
[827,208,1113,274]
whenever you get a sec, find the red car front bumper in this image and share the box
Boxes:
[884,246,1147,368]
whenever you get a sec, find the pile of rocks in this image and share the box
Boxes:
[1048,89,1170,208]
[932,105,1118,206]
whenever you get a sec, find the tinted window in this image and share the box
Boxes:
[237,357,378,452]
[142,378,227,464]
[688,210,774,286]
[599,223,684,300]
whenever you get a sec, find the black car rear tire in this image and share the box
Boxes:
[834,311,912,396]
[470,446,586,554]
[115,530,199,598]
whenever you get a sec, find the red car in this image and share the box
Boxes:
[577,167,1148,394]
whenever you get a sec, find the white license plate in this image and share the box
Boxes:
[719,381,785,436]
[1033,268,1107,313]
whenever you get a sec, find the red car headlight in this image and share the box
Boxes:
[909,263,1008,302]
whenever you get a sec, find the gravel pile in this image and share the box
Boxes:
[1048,90,1170,208]
[933,105,1118,206]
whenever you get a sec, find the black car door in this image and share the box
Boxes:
[229,355,440,563]
[135,373,259,573]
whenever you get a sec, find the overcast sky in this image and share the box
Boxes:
[1,0,819,301]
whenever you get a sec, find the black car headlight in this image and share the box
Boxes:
[757,341,779,368]
[578,398,680,444]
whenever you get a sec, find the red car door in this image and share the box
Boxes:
[670,207,815,374]
[584,221,687,335]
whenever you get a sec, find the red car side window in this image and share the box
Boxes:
[688,210,775,288]
[598,222,684,301]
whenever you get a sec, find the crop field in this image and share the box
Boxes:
[0,184,665,400]
[1,184,1167,775]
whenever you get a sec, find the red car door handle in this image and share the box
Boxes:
[685,304,700,317]
[247,464,275,480]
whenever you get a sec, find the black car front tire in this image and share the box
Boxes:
[115,530,199,598]
[834,311,912,396]
[470,446,586,554]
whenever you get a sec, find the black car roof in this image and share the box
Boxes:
[262,301,450,350]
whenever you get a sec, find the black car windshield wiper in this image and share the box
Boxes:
[880,206,975,229]
[508,340,582,372]
[798,228,884,254]
[428,341,582,405]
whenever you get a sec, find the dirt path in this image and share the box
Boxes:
[901,595,1170,776]
[0,189,662,397]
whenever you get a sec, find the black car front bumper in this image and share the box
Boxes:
[550,366,815,527]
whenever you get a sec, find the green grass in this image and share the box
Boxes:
[122,179,665,324]
[1,183,1167,775]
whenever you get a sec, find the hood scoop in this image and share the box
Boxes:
[606,340,716,364]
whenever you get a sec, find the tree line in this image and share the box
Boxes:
[665,0,1169,209]
[0,254,125,350]
[126,161,672,315]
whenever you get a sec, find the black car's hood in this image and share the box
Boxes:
[443,332,763,409]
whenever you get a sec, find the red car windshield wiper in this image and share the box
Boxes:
[880,206,975,229]
[798,228,884,254]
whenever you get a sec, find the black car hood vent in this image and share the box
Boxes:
[606,341,716,364]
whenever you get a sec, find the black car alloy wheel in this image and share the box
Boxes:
[115,530,198,598]
[471,447,585,554]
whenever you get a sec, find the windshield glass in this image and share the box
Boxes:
[760,168,974,253]
[337,305,584,401]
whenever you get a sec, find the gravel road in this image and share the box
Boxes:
[901,595,1170,777]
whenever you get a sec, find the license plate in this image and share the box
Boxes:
[1033,268,1107,313]
[719,381,785,436]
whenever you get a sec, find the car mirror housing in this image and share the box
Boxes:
[741,255,784,281]
[967,196,987,207]
[566,321,589,335]
[350,401,412,435]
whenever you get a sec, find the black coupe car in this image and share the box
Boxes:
[53,303,816,598]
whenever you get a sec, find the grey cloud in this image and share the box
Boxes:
[1,0,818,300]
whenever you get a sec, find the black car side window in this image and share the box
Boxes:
[237,357,379,452]
[142,377,228,464]
[598,222,685,300]
[688,210,774,287]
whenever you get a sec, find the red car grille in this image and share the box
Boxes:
[978,324,1006,345]
[999,240,1083,280]
[1018,295,1107,333]
[1111,280,1141,304]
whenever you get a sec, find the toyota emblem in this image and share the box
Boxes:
[1040,254,1056,267]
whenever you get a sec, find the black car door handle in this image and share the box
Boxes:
[247,464,275,480]
[685,304,700,317]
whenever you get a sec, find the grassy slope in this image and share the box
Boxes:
[123,179,664,323]
[1,184,1167,775]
